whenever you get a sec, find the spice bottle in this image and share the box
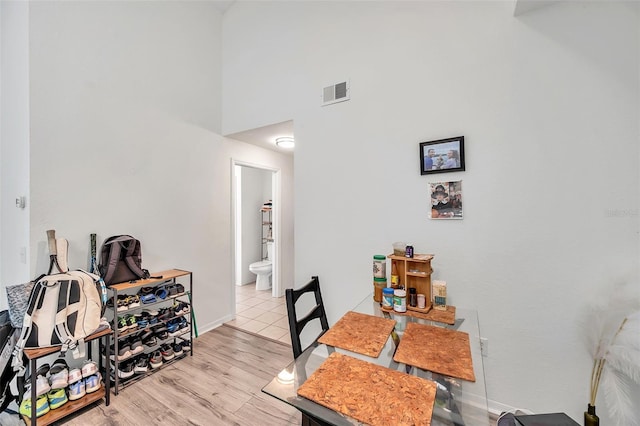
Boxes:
[408,287,417,307]
[391,261,399,288]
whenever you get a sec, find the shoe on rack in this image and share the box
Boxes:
[180,340,191,352]
[81,360,98,378]
[67,368,82,385]
[116,295,129,312]
[157,307,174,322]
[160,344,174,361]
[149,351,163,369]
[49,358,69,389]
[175,302,190,316]
[141,331,157,348]
[125,314,137,330]
[134,356,149,374]
[110,341,132,361]
[117,316,128,333]
[129,336,144,355]
[47,387,68,410]
[25,374,51,397]
[167,320,180,334]
[175,284,185,295]
[68,379,86,401]
[172,342,183,357]
[19,393,50,418]
[113,360,135,379]
[85,373,102,393]
[142,308,158,316]
[153,326,168,341]
[178,316,188,329]
[127,294,141,309]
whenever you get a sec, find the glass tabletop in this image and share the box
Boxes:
[262,294,490,426]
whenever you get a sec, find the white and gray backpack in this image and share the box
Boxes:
[12,270,102,375]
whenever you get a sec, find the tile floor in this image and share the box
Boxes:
[226,282,291,345]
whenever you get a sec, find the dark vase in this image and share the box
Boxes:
[584,404,599,426]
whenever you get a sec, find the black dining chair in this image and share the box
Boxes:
[285,276,330,359]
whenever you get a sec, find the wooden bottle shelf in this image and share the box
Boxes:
[388,254,434,312]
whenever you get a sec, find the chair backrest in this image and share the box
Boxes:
[285,276,330,359]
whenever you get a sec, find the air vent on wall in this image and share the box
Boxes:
[321,80,350,106]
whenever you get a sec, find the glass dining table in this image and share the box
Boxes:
[262,293,490,426]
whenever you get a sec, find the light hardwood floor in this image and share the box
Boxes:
[60,325,299,425]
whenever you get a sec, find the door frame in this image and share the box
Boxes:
[230,159,282,304]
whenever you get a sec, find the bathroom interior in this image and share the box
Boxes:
[228,164,290,343]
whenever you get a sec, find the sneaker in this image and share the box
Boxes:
[81,360,98,378]
[110,341,132,361]
[175,284,185,295]
[67,368,82,385]
[134,357,148,373]
[160,344,174,361]
[19,394,50,418]
[27,374,51,397]
[68,379,86,401]
[129,337,144,355]
[181,340,191,352]
[47,387,68,410]
[127,294,141,309]
[178,316,188,329]
[49,359,69,389]
[85,373,102,393]
[154,326,168,341]
[175,302,190,315]
[117,316,128,333]
[167,320,180,334]
[141,331,157,347]
[149,351,163,369]
[113,361,135,379]
[125,314,137,330]
[172,342,183,357]
[116,295,129,312]
[142,308,159,316]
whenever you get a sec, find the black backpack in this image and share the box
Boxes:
[99,235,148,286]
[0,310,19,412]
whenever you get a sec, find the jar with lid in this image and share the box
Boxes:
[373,255,386,279]
[393,289,407,313]
[373,277,386,303]
[382,287,394,310]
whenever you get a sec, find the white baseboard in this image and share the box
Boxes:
[197,314,234,336]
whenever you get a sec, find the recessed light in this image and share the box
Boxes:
[275,137,295,149]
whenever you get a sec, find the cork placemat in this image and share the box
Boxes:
[298,352,436,426]
[318,311,396,358]
[400,305,456,325]
[394,322,476,382]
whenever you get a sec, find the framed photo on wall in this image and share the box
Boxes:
[420,136,465,175]
[429,181,463,220]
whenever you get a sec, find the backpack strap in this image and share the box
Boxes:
[12,281,44,376]
[121,238,146,279]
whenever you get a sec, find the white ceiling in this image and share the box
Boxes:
[225,120,295,156]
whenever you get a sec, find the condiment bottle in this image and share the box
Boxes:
[408,287,417,307]
[391,261,399,288]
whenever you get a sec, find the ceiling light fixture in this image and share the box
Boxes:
[275,137,295,149]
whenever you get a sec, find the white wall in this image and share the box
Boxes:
[27,1,294,334]
[239,166,272,285]
[0,0,31,308]
[223,1,640,421]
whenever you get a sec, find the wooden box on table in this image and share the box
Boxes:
[387,254,433,313]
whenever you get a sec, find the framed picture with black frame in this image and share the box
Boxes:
[420,136,465,175]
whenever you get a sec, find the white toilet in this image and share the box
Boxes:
[249,242,273,291]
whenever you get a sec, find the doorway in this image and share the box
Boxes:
[228,161,291,343]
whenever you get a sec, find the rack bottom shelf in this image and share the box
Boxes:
[21,385,105,426]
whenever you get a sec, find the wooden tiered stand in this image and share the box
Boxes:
[387,254,434,313]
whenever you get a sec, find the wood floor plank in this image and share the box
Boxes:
[60,325,298,425]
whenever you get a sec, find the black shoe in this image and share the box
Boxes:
[172,343,183,357]
[134,356,148,374]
